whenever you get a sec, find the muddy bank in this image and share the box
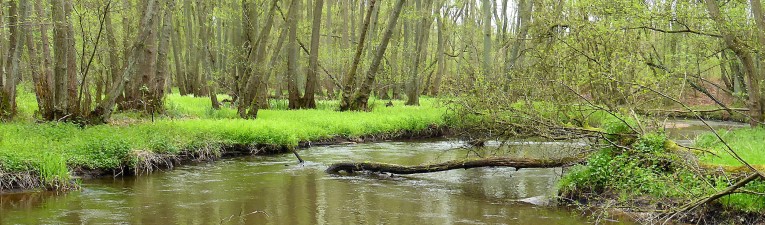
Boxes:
[0,125,448,193]
[561,193,764,224]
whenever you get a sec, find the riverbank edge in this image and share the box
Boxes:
[0,125,449,194]
[561,192,765,224]
[559,164,765,224]
[640,109,749,123]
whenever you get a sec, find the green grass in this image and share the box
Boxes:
[693,127,765,212]
[695,127,765,166]
[559,130,765,214]
[0,88,446,190]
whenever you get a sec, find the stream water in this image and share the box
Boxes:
[0,120,745,225]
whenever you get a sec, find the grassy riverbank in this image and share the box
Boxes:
[696,128,765,166]
[0,91,446,192]
[558,122,765,223]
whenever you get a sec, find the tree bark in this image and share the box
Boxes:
[28,0,54,120]
[339,0,376,110]
[239,0,278,118]
[152,0,174,113]
[172,16,187,95]
[405,0,434,106]
[1,0,22,119]
[326,157,581,174]
[89,0,160,124]
[481,0,492,76]
[705,0,763,126]
[342,0,406,111]
[287,0,302,109]
[197,0,220,109]
[301,0,324,109]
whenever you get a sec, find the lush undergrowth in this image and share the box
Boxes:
[559,125,765,221]
[446,99,630,137]
[0,90,446,191]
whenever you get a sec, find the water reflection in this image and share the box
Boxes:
[1,139,632,225]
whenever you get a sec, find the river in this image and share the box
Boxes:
[0,120,744,224]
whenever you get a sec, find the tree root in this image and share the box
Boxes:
[325,156,582,175]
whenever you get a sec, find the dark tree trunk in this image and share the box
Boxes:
[326,157,581,174]
[300,0,324,109]
[339,0,376,110]
[342,0,406,111]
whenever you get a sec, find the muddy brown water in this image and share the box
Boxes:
[0,120,742,225]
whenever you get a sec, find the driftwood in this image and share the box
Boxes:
[325,157,582,175]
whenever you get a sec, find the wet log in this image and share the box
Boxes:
[325,157,582,175]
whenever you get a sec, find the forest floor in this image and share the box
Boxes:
[0,88,447,192]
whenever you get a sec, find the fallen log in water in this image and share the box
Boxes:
[325,157,583,175]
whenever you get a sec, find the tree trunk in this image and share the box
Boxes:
[431,14,445,96]
[1,0,22,119]
[750,0,765,119]
[64,0,79,115]
[507,0,533,75]
[51,0,70,119]
[339,0,376,110]
[89,0,160,124]
[172,16,187,95]
[239,0,278,118]
[705,0,763,126]
[481,0,492,76]
[184,0,199,95]
[197,0,220,109]
[301,0,324,109]
[28,0,54,120]
[104,4,121,94]
[343,0,406,111]
[152,1,174,113]
[326,157,581,174]
[405,0,434,106]
[287,0,302,109]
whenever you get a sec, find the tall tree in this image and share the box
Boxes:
[704,0,763,126]
[0,0,22,119]
[481,0,492,76]
[339,0,376,110]
[286,0,302,109]
[299,0,325,109]
[341,0,406,111]
[196,0,221,109]
[90,0,161,124]
[238,0,279,118]
[405,0,434,106]
[150,0,175,113]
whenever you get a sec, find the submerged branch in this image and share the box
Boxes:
[325,156,583,175]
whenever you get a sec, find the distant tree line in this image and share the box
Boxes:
[0,0,763,127]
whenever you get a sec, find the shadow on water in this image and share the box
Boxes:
[1,139,637,224]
